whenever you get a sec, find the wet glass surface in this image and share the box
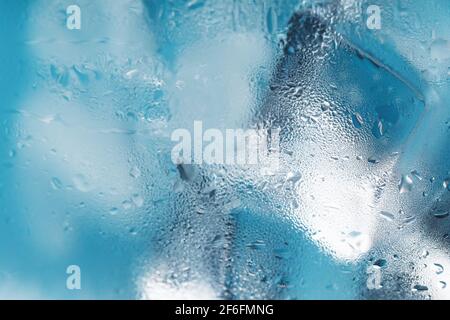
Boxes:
[0,0,449,299]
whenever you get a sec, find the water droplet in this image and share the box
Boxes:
[132,194,144,208]
[124,69,139,79]
[246,240,266,250]
[402,215,416,225]
[439,281,447,289]
[211,235,226,248]
[368,156,379,164]
[129,227,138,236]
[443,178,450,190]
[177,164,195,181]
[173,181,185,193]
[72,65,90,85]
[286,171,302,185]
[352,113,364,128]
[196,207,206,215]
[399,174,413,193]
[50,64,70,87]
[379,211,395,221]
[187,0,205,10]
[50,177,63,190]
[321,101,331,111]
[224,198,241,211]
[413,284,428,292]
[122,200,132,210]
[266,6,276,34]
[345,231,371,254]
[434,263,444,275]
[432,209,449,219]
[129,166,141,178]
[144,105,169,125]
[430,38,450,62]
[274,248,290,260]
[109,207,119,215]
[411,170,422,181]
[72,174,91,192]
[374,259,387,267]
[372,119,384,138]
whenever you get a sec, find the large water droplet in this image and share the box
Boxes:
[286,171,302,186]
[433,263,444,275]
[432,210,449,219]
[430,38,450,62]
[413,284,428,292]
[399,174,413,193]
[379,211,395,221]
